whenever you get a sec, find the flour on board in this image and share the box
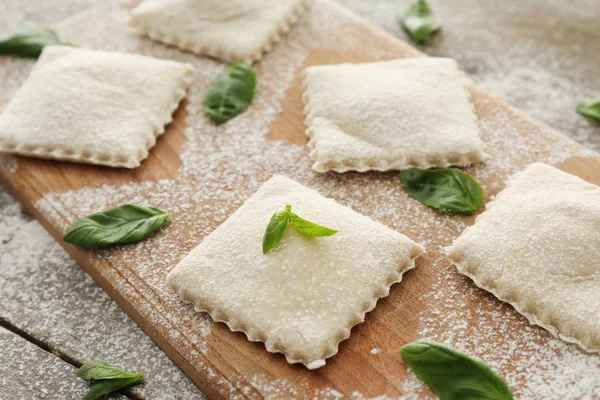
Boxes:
[0,0,597,398]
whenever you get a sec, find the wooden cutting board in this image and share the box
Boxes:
[1,1,599,398]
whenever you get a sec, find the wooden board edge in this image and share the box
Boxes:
[0,175,230,400]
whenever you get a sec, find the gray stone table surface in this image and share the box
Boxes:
[0,327,122,400]
[0,0,598,399]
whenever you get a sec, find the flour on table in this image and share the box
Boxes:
[0,0,597,398]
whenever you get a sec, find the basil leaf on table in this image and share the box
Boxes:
[203,61,257,125]
[0,28,76,59]
[576,100,600,122]
[83,377,143,400]
[77,360,143,381]
[64,204,170,249]
[77,360,143,400]
[399,0,441,44]
[262,205,337,254]
[399,168,483,215]
[400,341,514,400]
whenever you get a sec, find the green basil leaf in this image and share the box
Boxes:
[401,341,513,400]
[0,28,76,59]
[399,0,441,44]
[262,205,338,254]
[399,168,483,215]
[202,61,256,125]
[77,361,143,400]
[576,100,600,122]
[289,214,338,237]
[82,376,143,400]
[77,360,142,382]
[64,204,170,249]
[262,205,292,254]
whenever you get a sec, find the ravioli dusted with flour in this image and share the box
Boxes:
[167,175,425,369]
[0,46,193,168]
[447,163,600,352]
[302,57,488,173]
[129,0,309,62]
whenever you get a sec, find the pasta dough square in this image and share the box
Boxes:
[167,175,425,369]
[302,57,489,173]
[446,163,600,352]
[129,0,309,62]
[0,46,193,168]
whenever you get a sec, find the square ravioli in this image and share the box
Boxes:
[302,57,489,173]
[0,46,193,168]
[129,0,309,62]
[446,163,600,352]
[167,175,425,369]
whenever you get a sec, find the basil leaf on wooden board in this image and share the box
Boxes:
[63,204,170,249]
[262,205,292,254]
[77,361,144,400]
[289,214,338,237]
[399,0,441,44]
[0,28,76,59]
[399,168,483,215]
[401,341,514,400]
[262,205,338,254]
[83,377,143,400]
[77,360,142,381]
[576,100,600,122]
[203,61,257,125]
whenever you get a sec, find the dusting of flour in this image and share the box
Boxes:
[0,0,598,398]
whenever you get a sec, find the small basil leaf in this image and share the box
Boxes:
[401,341,513,400]
[576,100,600,122]
[0,28,76,59]
[262,206,291,254]
[77,360,142,382]
[400,0,441,44]
[82,376,144,400]
[399,168,483,215]
[289,214,337,237]
[64,204,170,249]
[203,61,257,125]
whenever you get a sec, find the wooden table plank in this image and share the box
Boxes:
[339,0,600,152]
[0,4,206,400]
[0,326,127,400]
[0,190,206,400]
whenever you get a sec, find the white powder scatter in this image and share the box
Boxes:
[0,0,598,398]
[411,252,600,400]
[0,329,89,398]
[339,0,600,152]
[370,348,381,355]
[0,190,205,399]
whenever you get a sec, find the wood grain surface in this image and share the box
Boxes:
[0,0,598,398]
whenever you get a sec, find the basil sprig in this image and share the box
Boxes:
[401,341,513,400]
[399,0,441,44]
[576,100,600,122]
[399,168,483,215]
[77,360,144,400]
[262,205,337,254]
[203,61,256,125]
[64,204,170,249]
[0,28,76,59]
